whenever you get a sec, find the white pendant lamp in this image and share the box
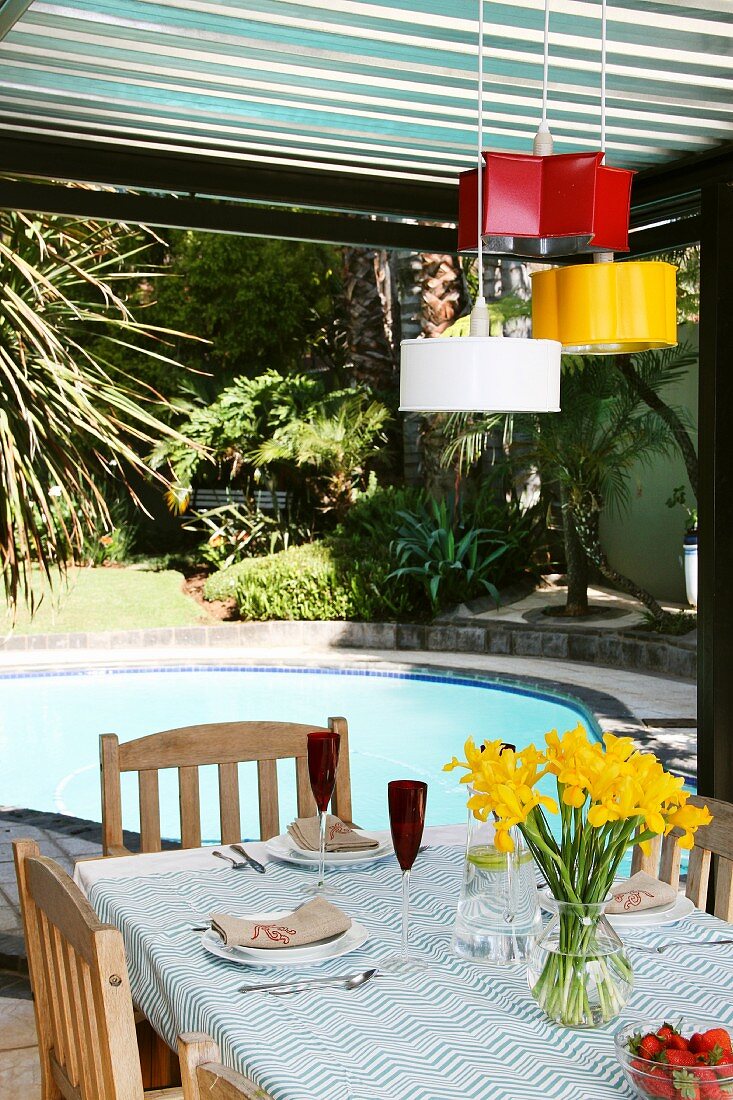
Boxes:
[399,0,561,414]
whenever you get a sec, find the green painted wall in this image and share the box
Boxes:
[599,325,698,605]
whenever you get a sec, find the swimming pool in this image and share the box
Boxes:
[0,664,599,841]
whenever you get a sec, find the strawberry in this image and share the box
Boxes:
[709,1050,733,1077]
[643,1066,676,1099]
[673,1069,701,1100]
[663,1050,698,1068]
[668,1034,691,1051]
[640,1034,666,1060]
[692,1068,720,1086]
[657,1025,677,1042]
[692,1032,733,1056]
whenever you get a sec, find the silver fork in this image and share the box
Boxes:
[212,850,248,870]
[627,938,733,955]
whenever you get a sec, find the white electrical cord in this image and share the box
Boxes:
[541,0,550,126]
[533,0,554,156]
[470,0,490,336]
[600,0,607,151]
[594,0,613,263]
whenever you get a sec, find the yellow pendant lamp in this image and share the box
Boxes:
[531,261,677,354]
[530,0,677,356]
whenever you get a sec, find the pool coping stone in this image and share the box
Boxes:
[0,620,696,679]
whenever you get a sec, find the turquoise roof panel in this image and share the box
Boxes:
[0,0,730,200]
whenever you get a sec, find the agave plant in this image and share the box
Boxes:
[0,209,197,614]
[389,496,510,612]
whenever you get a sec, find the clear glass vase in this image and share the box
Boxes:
[527,900,633,1028]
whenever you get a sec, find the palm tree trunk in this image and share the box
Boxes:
[572,497,669,623]
[561,487,590,616]
[342,247,397,392]
[419,254,469,337]
[395,252,469,492]
[614,354,698,499]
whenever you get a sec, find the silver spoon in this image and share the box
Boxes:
[239,968,378,995]
[212,850,248,870]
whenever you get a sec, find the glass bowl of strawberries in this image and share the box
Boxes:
[615,1019,733,1099]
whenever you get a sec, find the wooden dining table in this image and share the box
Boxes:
[75,825,733,1100]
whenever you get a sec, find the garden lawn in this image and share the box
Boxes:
[4,567,214,635]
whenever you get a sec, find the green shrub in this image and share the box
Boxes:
[204,539,420,621]
[231,543,351,621]
[336,481,426,544]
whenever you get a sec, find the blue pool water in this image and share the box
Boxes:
[0,665,599,841]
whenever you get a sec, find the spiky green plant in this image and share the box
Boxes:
[250,391,389,519]
[0,209,197,614]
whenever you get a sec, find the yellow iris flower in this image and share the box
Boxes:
[444,726,711,858]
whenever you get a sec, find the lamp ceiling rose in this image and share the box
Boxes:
[531,261,678,355]
[457,150,634,259]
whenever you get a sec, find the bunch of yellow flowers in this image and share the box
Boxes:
[445,724,711,899]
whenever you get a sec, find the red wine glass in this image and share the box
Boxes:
[306,730,341,895]
[385,780,427,970]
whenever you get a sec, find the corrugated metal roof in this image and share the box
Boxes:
[0,0,731,195]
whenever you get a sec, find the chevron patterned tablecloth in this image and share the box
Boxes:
[78,829,733,1100]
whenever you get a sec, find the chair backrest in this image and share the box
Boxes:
[100,717,352,855]
[12,839,144,1100]
[178,1033,273,1099]
[630,794,733,920]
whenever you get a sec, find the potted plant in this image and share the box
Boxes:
[666,486,698,607]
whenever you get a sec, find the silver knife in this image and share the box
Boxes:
[230,844,267,874]
[238,968,378,995]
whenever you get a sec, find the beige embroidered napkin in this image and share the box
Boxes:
[605,871,678,915]
[210,897,351,949]
[287,814,380,852]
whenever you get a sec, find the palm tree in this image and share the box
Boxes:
[524,359,682,619]
[614,343,698,498]
[250,391,390,520]
[442,353,690,622]
[0,209,194,614]
[394,252,470,491]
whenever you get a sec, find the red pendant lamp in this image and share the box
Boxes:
[457,0,634,260]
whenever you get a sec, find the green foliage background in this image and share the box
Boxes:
[146,232,344,388]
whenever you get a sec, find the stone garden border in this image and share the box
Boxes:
[0,619,696,679]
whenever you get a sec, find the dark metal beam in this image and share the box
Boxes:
[632,143,733,212]
[0,127,458,223]
[0,0,34,39]
[0,178,457,252]
[697,181,733,805]
[626,214,701,258]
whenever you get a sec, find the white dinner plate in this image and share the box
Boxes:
[265,832,392,867]
[201,914,368,967]
[538,887,696,929]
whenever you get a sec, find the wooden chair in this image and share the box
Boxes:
[178,1034,274,1100]
[12,838,184,1100]
[100,717,352,855]
[630,794,733,920]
